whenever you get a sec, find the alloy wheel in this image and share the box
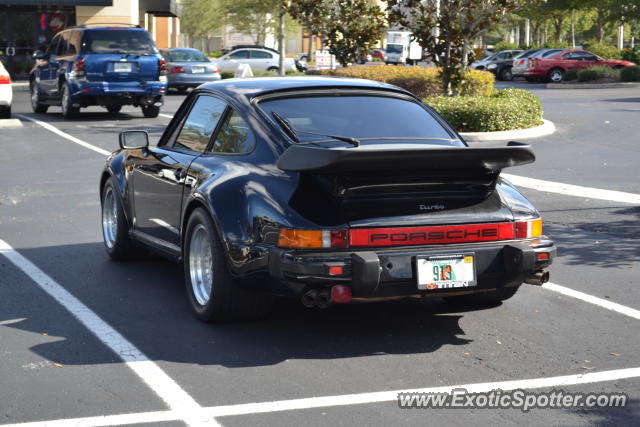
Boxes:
[189,224,214,306]
[102,187,118,249]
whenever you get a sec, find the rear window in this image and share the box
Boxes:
[259,95,456,143]
[540,49,563,58]
[82,30,157,55]
[167,49,208,62]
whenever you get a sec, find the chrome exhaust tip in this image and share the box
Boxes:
[525,270,549,286]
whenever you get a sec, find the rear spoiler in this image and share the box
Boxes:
[277,141,535,174]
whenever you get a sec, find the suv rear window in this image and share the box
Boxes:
[82,30,157,55]
[259,95,457,143]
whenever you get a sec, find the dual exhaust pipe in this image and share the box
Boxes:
[301,285,352,308]
[524,270,550,286]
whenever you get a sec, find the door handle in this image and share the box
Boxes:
[174,168,187,180]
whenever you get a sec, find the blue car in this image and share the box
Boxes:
[30,24,167,118]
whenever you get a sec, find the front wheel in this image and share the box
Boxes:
[141,105,160,118]
[60,83,79,118]
[183,208,272,322]
[101,180,135,260]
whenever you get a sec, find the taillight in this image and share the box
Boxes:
[211,67,220,74]
[159,58,167,74]
[516,218,542,239]
[0,75,10,84]
[72,58,85,76]
[278,229,348,249]
[170,66,185,73]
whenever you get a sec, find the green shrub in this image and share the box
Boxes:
[542,40,570,49]
[425,89,543,132]
[324,65,494,96]
[621,49,640,64]
[494,41,520,52]
[621,65,640,82]
[208,51,224,58]
[585,43,621,60]
[577,66,619,82]
[564,69,578,81]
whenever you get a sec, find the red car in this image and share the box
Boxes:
[525,49,635,82]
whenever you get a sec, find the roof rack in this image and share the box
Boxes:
[70,23,142,29]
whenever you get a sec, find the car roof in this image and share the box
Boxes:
[198,76,410,101]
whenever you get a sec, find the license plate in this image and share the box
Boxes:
[114,62,133,72]
[416,254,476,290]
[191,66,205,73]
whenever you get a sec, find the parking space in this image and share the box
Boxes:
[1,85,639,425]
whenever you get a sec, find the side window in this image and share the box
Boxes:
[67,31,81,56]
[46,35,60,56]
[211,110,255,154]
[563,53,574,60]
[251,50,272,59]
[174,96,227,152]
[56,32,69,56]
[229,50,249,59]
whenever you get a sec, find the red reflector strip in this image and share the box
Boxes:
[329,266,344,275]
[349,223,515,247]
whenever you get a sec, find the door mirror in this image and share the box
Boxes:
[33,50,46,60]
[119,131,149,149]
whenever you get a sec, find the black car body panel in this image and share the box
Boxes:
[101,77,554,301]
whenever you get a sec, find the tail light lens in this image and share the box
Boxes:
[170,66,185,73]
[72,58,85,76]
[211,67,220,74]
[278,229,348,249]
[516,218,542,239]
[159,58,167,75]
[0,75,10,84]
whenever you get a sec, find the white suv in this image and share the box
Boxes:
[0,61,12,118]
[214,48,296,73]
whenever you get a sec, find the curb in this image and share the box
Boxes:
[460,119,555,142]
[11,82,29,92]
[0,118,23,128]
[546,82,640,89]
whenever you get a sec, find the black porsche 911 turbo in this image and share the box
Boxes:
[100,77,555,322]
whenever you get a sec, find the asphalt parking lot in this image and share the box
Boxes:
[1,81,639,426]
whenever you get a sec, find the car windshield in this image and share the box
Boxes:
[259,95,457,143]
[167,49,208,62]
[83,30,157,55]
[386,44,403,54]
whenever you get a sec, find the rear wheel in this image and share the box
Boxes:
[30,81,48,114]
[499,67,513,81]
[547,68,564,83]
[141,105,160,118]
[183,208,273,322]
[0,105,10,119]
[60,83,79,118]
[101,180,135,260]
[444,285,520,307]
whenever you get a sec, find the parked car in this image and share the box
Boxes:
[525,49,636,82]
[511,49,544,78]
[484,57,516,81]
[371,48,387,62]
[214,48,297,73]
[0,60,12,118]
[100,77,555,322]
[160,48,221,92]
[30,24,167,118]
[471,49,523,70]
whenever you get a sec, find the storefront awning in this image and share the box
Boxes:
[0,0,113,5]
[139,0,177,17]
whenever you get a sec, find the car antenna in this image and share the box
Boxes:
[271,111,360,147]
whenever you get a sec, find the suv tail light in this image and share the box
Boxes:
[516,218,542,239]
[278,229,348,249]
[159,58,167,74]
[170,66,185,73]
[71,58,85,77]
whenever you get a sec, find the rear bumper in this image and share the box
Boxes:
[269,238,555,298]
[0,85,12,106]
[69,79,167,97]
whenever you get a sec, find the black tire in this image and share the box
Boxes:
[444,285,520,307]
[30,80,48,114]
[60,83,79,118]
[547,68,564,83]
[107,105,122,115]
[0,105,10,119]
[141,105,160,118]
[101,180,135,260]
[183,208,273,322]
[499,67,513,81]
[267,66,279,73]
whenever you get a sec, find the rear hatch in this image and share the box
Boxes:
[81,29,159,82]
[279,141,535,227]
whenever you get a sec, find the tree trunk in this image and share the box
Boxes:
[307,34,313,62]
[278,8,285,76]
[570,10,575,48]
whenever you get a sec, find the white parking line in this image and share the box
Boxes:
[543,282,640,321]
[4,367,640,426]
[159,113,174,119]
[14,114,111,156]
[0,239,220,427]
[502,173,640,205]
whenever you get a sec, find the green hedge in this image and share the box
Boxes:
[621,49,640,64]
[311,65,495,97]
[585,43,622,60]
[621,65,640,82]
[564,69,579,81]
[577,65,620,82]
[426,89,543,133]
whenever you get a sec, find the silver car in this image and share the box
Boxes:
[161,48,221,92]
[471,50,522,70]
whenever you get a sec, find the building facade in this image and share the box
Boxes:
[0,0,179,79]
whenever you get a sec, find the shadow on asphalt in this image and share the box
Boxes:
[602,97,640,103]
[1,242,486,368]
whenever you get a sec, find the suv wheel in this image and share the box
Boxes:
[60,83,79,118]
[141,105,160,118]
[30,81,48,114]
[183,208,273,322]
